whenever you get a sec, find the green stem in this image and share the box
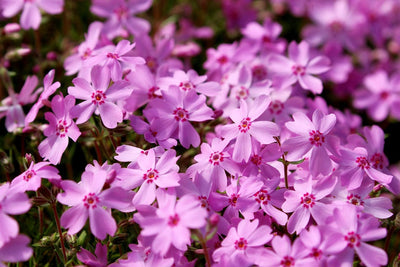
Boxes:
[194,231,211,267]
[51,201,67,263]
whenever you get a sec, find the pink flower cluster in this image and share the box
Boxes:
[1,0,400,266]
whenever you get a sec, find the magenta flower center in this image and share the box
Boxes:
[292,65,305,76]
[217,55,228,65]
[23,170,36,181]
[179,81,195,91]
[91,90,106,105]
[114,6,129,20]
[300,192,316,208]
[356,156,370,169]
[310,248,323,260]
[235,86,249,100]
[380,91,389,100]
[234,238,248,250]
[252,65,268,82]
[228,193,239,207]
[254,189,271,205]
[168,213,180,227]
[147,86,161,99]
[209,152,224,165]
[146,56,158,71]
[173,107,189,121]
[238,117,252,133]
[198,195,210,211]
[345,231,361,248]
[262,35,271,44]
[83,193,99,209]
[280,256,295,266]
[347,194,364,206]
[107,53,120,60]
[309,130,325,147]
[268,100,284,115]
[250,154,262,166]
[81,48,92,60]
[143,168,159,183]
[330,21,344,33]
[56,119,69,138]
[370,153,385,169]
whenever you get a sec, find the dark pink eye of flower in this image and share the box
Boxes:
[262,35,271,44]
[229,193,240,207]
[370,153,384,169]
[81,48,92,60]
[209,152,224,165]
[280,256,295,266]
[168,214,180,226]
[309,130,325,147]
[56,119,69,137]
[145,57,158,71]
[148,86,161,99]
[310,248,323,260]
[356,156,370,169]
[234,238,248,250]
[91,90,106,105]
[380,91,389,100]
[83,193,99,209]
[268,100,284,115]
[329,21,344,33]
[23,170,36,181]
[114,5,128,20]
[238,117,252,132]
[345,231,361,248]
[198,195,210,211]
[252,65,268,82]
[235,86,249,100]
[250,154,262,165]
[254,189,271,204]
[292,65,305,76]
[347,194,364,206]
[179,81,195,91]
[143,168,159,183]
[217,55,228,65]
[107,53,120,59]
[173,107,189,121]
[300,192,315,208]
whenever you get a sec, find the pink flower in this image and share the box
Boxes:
[1,0,64,30]
[38,94,80,165]
[58,169,132,239]
[212,219,273,264]
[25,69,60,125]
[11,161,61,192]
[0,235,33,264]
[76,243,108,267]
[268,41,330,94]
[0,183,31,247]
[282,109,337,176]
[135,188,207,256]
[68,65,132,128]
[219,95,280,162]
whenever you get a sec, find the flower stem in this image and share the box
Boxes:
[194,230,211,267]
[51,201,67,263]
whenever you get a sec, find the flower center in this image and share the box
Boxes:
[168,213,180,227]
[148,86,161,99]
[345,231,361,248]
[310,248,322,260]
[234,86,249,100]
[250,154,262,166]
[179,81,195,91]
[300,192,315,208]
[268,100,284,115]
[143,168,159,183]
[83,193,99,209]
[209,152,224,165]
[347,194,364,206]
[81,48,92,60]
[91,90,106,105]
[198,196,210,211]
[252,65,268,82]
[380,91,389,100]
[280,256,295,266]
[146,57,158,71]
[238,117,252,133]
[254,189,271,205]
[234,238,248,250]
[292,65,305,76]
[370,153,385,169]
[107,53,120,60]
[23,170,36,181]
[56,119,69,137]
[330,21,344,33]
[217,55,228,65]
[356,156,370,169]
[114,5,129,20]
[309,130,325,147]
[173,107,189,121]
[228,193,239,207]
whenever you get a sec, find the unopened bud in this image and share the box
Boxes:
[209,213,220,227]
[46,51,57,61]
[3,23,21,34]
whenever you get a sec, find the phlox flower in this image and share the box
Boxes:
[282,109,337,177]
[0,75,39,132]
[219,95,280,162]
[11,161,61,192]
[76,243,108,267]
[268,41,330,94]
[0,183,31,247]
[1,0,64,30]
[212,219,273,265]
[25,69,60,125]
[0,235,33,266]
[38,94,80,165]
[145,86,214,148]
[68,65,132,128]
[58,169,132,239]
[353,70,400,122]
[134,188,207,256]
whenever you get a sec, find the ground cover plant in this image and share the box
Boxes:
[0,0,400,266]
